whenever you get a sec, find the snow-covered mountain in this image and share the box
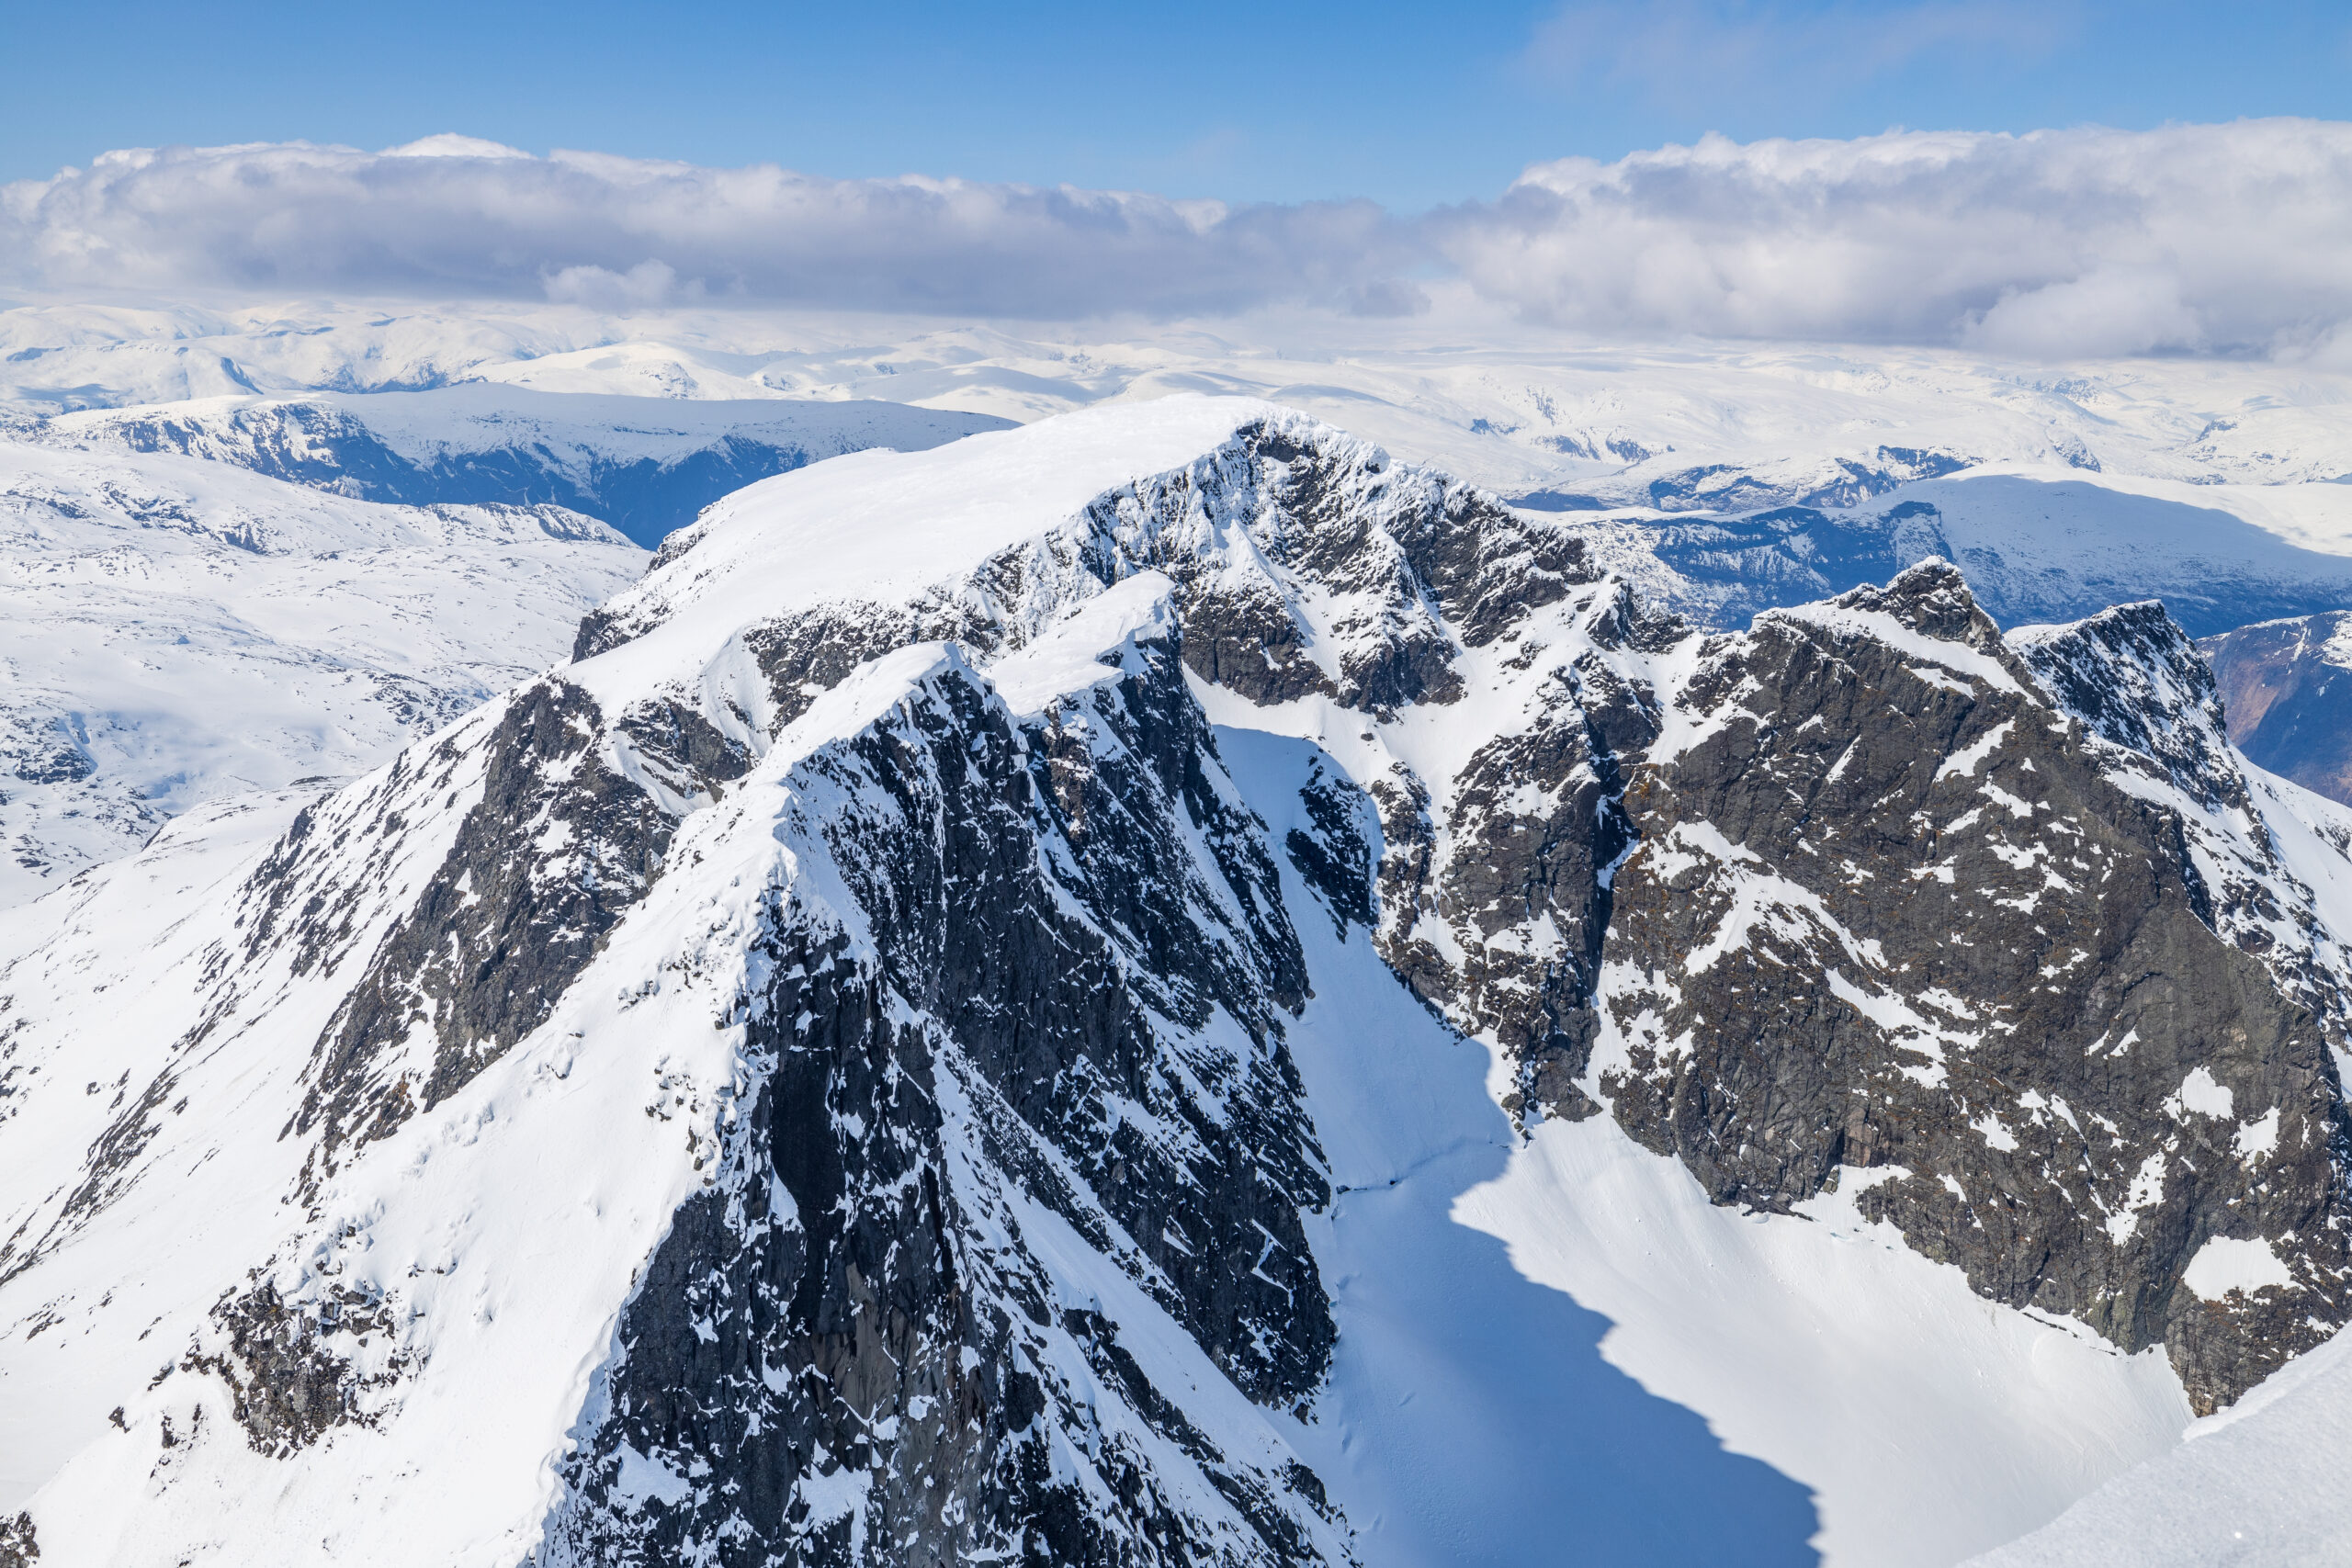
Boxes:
[0,380,1019,908]
[6,398,2351,1566]
[15,299,2352,496]
[0,434,648,908]
[13,299,2352,634]
[1571,472,2352,637]
[2201,611,2352,806]
[34,388,1012,547]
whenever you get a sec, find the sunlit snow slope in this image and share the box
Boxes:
[0,435,646,907]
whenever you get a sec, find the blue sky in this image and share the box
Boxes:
[6,0,2349,207]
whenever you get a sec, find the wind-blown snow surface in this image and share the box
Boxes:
[0,434,645,907]
[1965,1325,2352,1567]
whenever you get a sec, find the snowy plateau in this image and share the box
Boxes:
[6,306,2352,1567]
[0,392,1002,907]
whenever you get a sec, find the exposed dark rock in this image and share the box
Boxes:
[1385,579,1681,1120]
[2022,605,2352,1049]
[548,644,1341,1563]
[0,717,94,786]
[2028,603,2245,809]
[1177,581,1340,706]
[546,928,1017,1567]
[1585,563,2352,1411]
[192,1279,408,1455]
[1283,754,1376,932]
[570,607,633,664]
[1365,766,1446,1009]
[288,679,697,1168]
[615,696,757,805]
[741,604,927,728]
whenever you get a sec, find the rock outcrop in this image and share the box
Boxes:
[2201,609,2352,807]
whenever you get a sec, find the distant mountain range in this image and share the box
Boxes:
[40,387,1011,547]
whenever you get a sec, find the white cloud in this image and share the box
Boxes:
[382,134,537,160]
[541,260,690,310]
[6,122,2352,358]
[1430,119,2352,356]
[0,139,1406,319]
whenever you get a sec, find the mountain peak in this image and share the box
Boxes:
[1835,554,2007,647]
[11,400,2352,1566]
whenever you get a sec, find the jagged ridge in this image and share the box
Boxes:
[6,401,2352,1565]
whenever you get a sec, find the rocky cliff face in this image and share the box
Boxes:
[2200,610,2352,807]
[4,399,2351,1562]
[1575,574,2352,1412]
[542,629,1347,1565]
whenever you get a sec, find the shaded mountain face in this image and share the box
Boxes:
[42,388,1014,548]
[1579,583,2352,1414]
[1518,445,1981,516]
[3,400,2350,1563]
[1567,478,2352,638]
[2200,611,2352,807]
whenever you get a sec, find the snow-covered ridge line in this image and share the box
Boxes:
[6,397,2352,1566]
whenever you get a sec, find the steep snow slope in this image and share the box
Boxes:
[1458,1121,2190,1568]
[1968,1280,2352,1567]
[0,436,645,907]
[38,387,1012,547]
[3,398,2348,1567]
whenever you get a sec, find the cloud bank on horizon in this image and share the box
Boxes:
[5,118,2349,359]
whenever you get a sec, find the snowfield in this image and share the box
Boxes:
[40,385,1013,547]
[15,296,2352,632]
[0,434,647,907]
[7,299,2352,498]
